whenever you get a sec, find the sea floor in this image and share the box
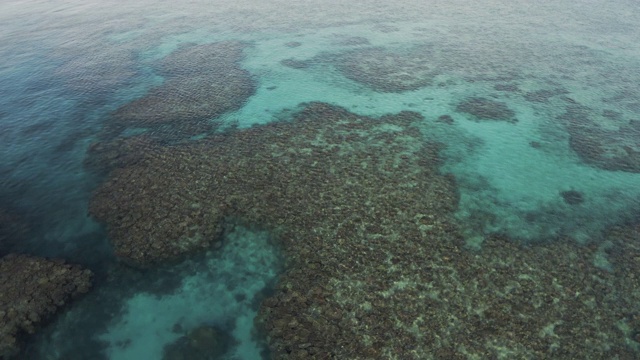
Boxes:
[1,0,640,359]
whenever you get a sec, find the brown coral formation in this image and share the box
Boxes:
[89,102,640,358]
[523,88,568,103]
[280,58,311,69]
[89,103,443,267]
[83,134,159,176]
[108,41,255,139]
[456,97,517,123]
[0,254,92,358]
[335,47,437,92]
[604,220,640,327]
[561,104,640,173]
[163,324,234,360]
[560,189,585,205]
[89,159,226,266]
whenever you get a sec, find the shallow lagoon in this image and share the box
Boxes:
[1,0,640,359]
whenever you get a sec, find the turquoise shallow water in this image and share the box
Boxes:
[1,0,640,359]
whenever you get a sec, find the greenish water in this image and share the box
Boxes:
[1,1,639,359]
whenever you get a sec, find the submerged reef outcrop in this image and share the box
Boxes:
[561,189,585,205]
[108,41,255,140]
[334,46,437,92]
[89,102,640,358]
[163,324,234,360]
[0,254,92,358]
[84,134,158,176]
[0,209,29,256]
[456,96,517,123]
[89,103,443,267]
[561,104,640,172]
[280,58,311,69]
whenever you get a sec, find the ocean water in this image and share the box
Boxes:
[1,0,640,359]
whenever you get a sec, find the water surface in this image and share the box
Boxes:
[1,1,639,359]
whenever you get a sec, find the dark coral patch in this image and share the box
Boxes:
[280,58,310,69]
[456,97,516,123]
[437,115,454,124]
[108,41,256,140]
[523,88,568,103]
[162,324,234,360]
[0,254,92,358]
[335,46,437,92]
[560,104,640,172]
[561,190,585,205]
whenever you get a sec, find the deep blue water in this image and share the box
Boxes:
[1,1,640,359]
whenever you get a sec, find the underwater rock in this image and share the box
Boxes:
[89,102,443,268]
[523,88,568,103]
[163,324,234,360]
[560,190,585,205]
[456,97,517,123]
[110,41,255,138]
[284,41,302,48]
[89,165,226,267]
[335,46,437,92]
[0,254,92,358]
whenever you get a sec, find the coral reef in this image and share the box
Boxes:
[108,41,255,139]
[456,97,517,123]
[88,102,640,358]
[437,114,454,124]
[84,134,158,176]
[163,324,234,360]
[561,104,640,172]
[561,190,585,205]
[334,47,437,92]
[523,88,568,103]
[0,254,92,358]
